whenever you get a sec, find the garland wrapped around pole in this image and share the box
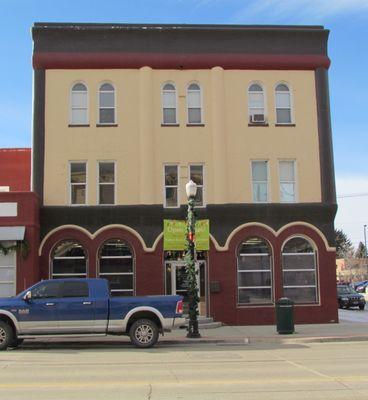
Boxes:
[0,240,30,259]
[185,196,201,338]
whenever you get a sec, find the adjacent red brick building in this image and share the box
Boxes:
[0,148,31,192]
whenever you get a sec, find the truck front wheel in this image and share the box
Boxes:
[0,321,14,351]
[129,319,159,348]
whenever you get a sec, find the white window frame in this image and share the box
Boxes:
[281,236,319,304]
[69,161,88,206]
[278,159,297,203]
[98,240,135,296]
[274,82,293,125]
[161,82,178,125]
[237,238,273,305]
[98,82,117,125]
[251,160,270,203]
[97,161,116,206]
[51,240,88,279]
[248,82,266,123]
[0,247,16,297]
[69,82,89,126]
[163,164,179,208]
[186,82,203,125]
[188,164,205,207]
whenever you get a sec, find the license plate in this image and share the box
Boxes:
[353,302,358,305]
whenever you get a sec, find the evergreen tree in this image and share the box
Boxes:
[355,241,367,258]
[335,229,354,258]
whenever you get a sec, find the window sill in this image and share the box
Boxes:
[237,303,274,308]
[275,123,296,127]
[161,123,180,127]
[248,123,269,127]
[96,124,118,127]
[186,123,205,127]
[68,124,90,128]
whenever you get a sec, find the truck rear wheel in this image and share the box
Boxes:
[0,321,14,351]
[129,319,159,348]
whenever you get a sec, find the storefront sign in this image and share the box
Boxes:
[163,219,210,251]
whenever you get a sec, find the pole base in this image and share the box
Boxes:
[186,332,202,338]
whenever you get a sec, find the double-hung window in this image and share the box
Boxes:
[164,165,179,208]
[162,83,177,124]
[251,161,268,203]
[70,83,88,125]
[275,83,292,124]
[248,83,265,123]
[187,83,202,124]
[70,162,87,205]
[279,160,296,202]
[98,162,115,205]
[98,83,115,124]
[189,164,204,206]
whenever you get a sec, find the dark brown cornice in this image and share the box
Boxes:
[32,22,330,70]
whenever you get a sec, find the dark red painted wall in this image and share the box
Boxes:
[0,192,40,292]
[209,224,338,325]
[39,223,338,326]
[0,148,31,191]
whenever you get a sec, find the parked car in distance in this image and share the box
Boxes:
[337,284,366,310]
[0,278,184,350]
[352,280,368,294]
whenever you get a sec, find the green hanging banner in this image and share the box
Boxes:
[194,219,210,251]
[163,219,210,251]
[163,220,186,251]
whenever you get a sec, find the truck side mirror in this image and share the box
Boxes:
[23,291,32,302]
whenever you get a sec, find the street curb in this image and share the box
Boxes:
[19,334,368,348]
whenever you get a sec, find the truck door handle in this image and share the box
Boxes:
[83,301,92,305]
[45,302,55,306]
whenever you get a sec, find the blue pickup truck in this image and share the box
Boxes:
[0,278,184,349]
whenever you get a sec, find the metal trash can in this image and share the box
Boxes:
[275,297,294,334]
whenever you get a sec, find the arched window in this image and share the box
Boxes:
[98,83,115,124]
[275,83,292,124]
[248,83,265,123]
[52,240,87,279]
[98,239,134,296]
[162,83,177,124]
[187,83,202,124]
[70,83,88,125]
[237,237,273,304]
[282,237,318,303]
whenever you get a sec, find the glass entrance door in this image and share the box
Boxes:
[165,260,206,316]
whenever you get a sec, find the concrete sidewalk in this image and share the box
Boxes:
[20,319,368,348]
[164,320,368,345]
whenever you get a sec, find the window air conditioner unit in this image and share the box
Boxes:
[250,114,266,123]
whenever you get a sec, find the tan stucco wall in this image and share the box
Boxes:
[43,68,321,206]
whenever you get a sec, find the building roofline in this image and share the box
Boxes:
[32,22,326,32]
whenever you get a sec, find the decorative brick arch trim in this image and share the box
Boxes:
[39,226,92,280]
[39,224,154,256]
[217,221,335,252]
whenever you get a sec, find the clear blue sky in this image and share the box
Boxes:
[0,0,367,243]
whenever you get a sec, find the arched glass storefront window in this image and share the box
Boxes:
[99,239,134,296]
[52,240,87,279]
[237,237,273,304]
[282,237,318,303]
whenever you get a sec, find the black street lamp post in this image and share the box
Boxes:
[185,180,201,339]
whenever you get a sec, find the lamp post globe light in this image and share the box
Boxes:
[185,180,201,338]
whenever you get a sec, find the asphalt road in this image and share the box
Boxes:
[339,307,368,323]
[1,340,368,399]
